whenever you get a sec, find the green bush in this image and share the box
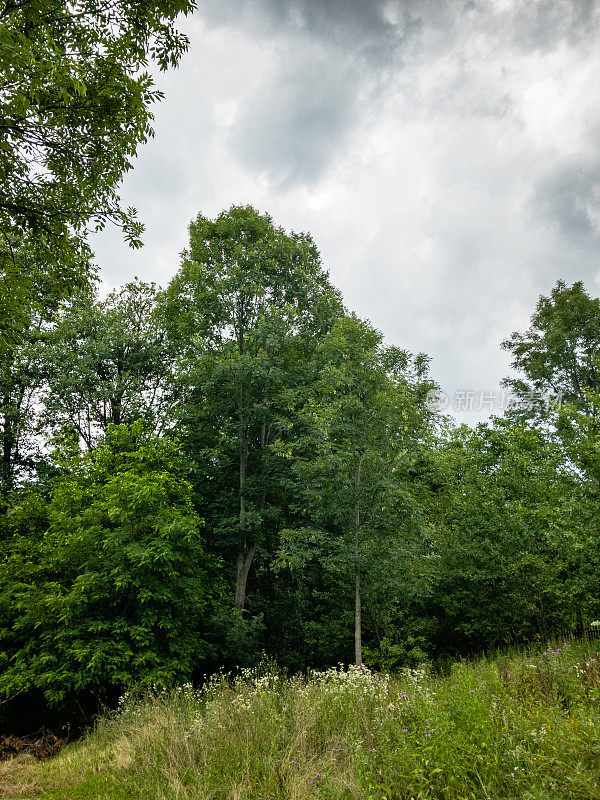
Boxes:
[0,423,220,711]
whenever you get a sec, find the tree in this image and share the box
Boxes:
[0,422,218,711]
[42,280,175,449]
[164,205,342,614]
[0,315,43,499]
[418,418,588,653]
[494,280,600,640]
[502,281,600,418]
[0,228,91,350]
[0,0,195,347]
[0,243,85,499]
[277,315,435,665]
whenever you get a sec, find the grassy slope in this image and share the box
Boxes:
[2,638,600,800]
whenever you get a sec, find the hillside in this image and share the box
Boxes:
[2,637,599,800]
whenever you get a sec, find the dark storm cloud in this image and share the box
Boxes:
[194,0,600,188]
[194,0,443,185]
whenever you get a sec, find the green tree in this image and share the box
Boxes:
[42,280,175,449]
[0,320,43,499]
[0,0,194,347]
[421,419,583,652]
[502,280,600,418]
[500,280,600,629]
[0,245,85,499]
[164,205,342,614]
[0,422,218,709]
[278,315,435,665]
[0,228,91,350]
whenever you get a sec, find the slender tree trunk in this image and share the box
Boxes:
[355,557,362,666]
[354,454,363,666]
[234,422,254,612]
[233,303,255,613]
[1,418,14,499]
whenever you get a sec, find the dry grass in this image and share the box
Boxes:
[0,756,40,800]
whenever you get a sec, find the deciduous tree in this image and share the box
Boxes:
[164,205,342,613]
[0,0,195,347]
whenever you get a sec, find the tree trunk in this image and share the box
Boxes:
[234,416,254,612]
[0,390,15,500]
[233,301,255,612]
[235,542,255,612]
[355,556,362,666]
[354,454,363,666]
[0,420,14,499]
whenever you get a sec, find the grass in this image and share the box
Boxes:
[2,637,600,800]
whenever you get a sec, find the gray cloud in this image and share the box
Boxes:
[194,0,600,189]
[532,157,600,241]
[501,0,600,52]
[92,0,600,421]
[198,0,410,62]
[195,0,433,186]
[229,47,359,186]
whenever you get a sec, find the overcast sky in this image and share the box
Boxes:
[92,0,600,420]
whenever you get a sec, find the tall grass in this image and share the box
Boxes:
[3,637,600,799]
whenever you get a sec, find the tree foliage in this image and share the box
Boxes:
[0,422,217,708]
[43,280,175,449]
[276,315,437,666]
[1,189,599,734]
[164,205,342,614]
[0,0,195,347]
[502,280,600,417]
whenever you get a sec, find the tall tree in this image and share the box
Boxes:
[502,281,600,602]
[498,280,600,638]
[278,315,435,665]
[164,205,342,613]
[0,0,195,347]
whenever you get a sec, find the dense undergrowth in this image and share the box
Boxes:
[2,637,600,800]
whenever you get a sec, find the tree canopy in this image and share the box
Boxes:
[0,0,195,347]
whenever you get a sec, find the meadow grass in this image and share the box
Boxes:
[2,637,600,800]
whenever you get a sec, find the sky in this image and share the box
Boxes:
[92,0,600,421]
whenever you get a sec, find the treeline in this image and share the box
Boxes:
[1,205,600,729]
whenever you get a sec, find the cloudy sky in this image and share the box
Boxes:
[93,0,600,420]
